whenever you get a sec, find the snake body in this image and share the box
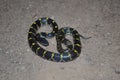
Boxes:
[28,17,81,62]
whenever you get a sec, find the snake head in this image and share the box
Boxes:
[40,32,54,38]
[36,33,49,46]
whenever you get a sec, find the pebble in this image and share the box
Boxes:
[11,60,19,64]
[115,65,120,74]
[19,52,22,55]
[107,41,112,45]
[26,4,32,10]
[5,51,9,54]
[114,46,120,50]
[100,63,105,66]
[20,66,26,70]
[27,49,30,52]
[9,50,13,53]
[60,67,65,70]
[106,32,111,35]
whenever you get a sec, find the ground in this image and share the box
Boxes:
[0,0,120,80]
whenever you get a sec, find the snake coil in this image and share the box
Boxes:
[28,17,81,62]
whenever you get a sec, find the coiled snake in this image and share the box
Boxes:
[28,17,88,62]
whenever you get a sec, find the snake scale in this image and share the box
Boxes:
[28,17,82,62]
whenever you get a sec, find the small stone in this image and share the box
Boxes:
[114,46,120,50]
[21,66,26,70]
[115,65,120,74]
[60,67,64,70]
[26,4,32,10]
[106,32,111,35]
[12,60,19,64]
[26,7,29,10]
[27,49,30,52]
[100,63,104,66]
[99,73,104,78]
[78,18,81,21]
[5,51,9,54]
[19,52,22,55]
[107,41,112,45]
[9,50,13,53]
[29,4,32,7]
[52,76,55,79]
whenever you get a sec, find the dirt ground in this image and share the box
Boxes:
[0,0,120,80]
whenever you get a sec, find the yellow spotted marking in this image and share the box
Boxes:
[75,44,81,47]
[60,54,63,61]
[36,47,40,54]
[55,26,58,28]
[31,43,35,48]
[74,49,78,53]
[28,37,32,40]
[46,17,49,20]
[51,53,54,60]
[28,32,35,35]
[38,18,42,28]
[32,43,35,45]
[33,22,36,24]
[62,29,64,33]
[39,18,41,21]
[74,50,79,56]
[68,53,72,60]
[42,51,47,57]
[28,32,32,34]
[30,26,37,31]
[52,20,55,23]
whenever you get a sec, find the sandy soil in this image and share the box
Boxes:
[0,0,120,80]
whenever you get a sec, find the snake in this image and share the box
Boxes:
[28,17,82,62]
